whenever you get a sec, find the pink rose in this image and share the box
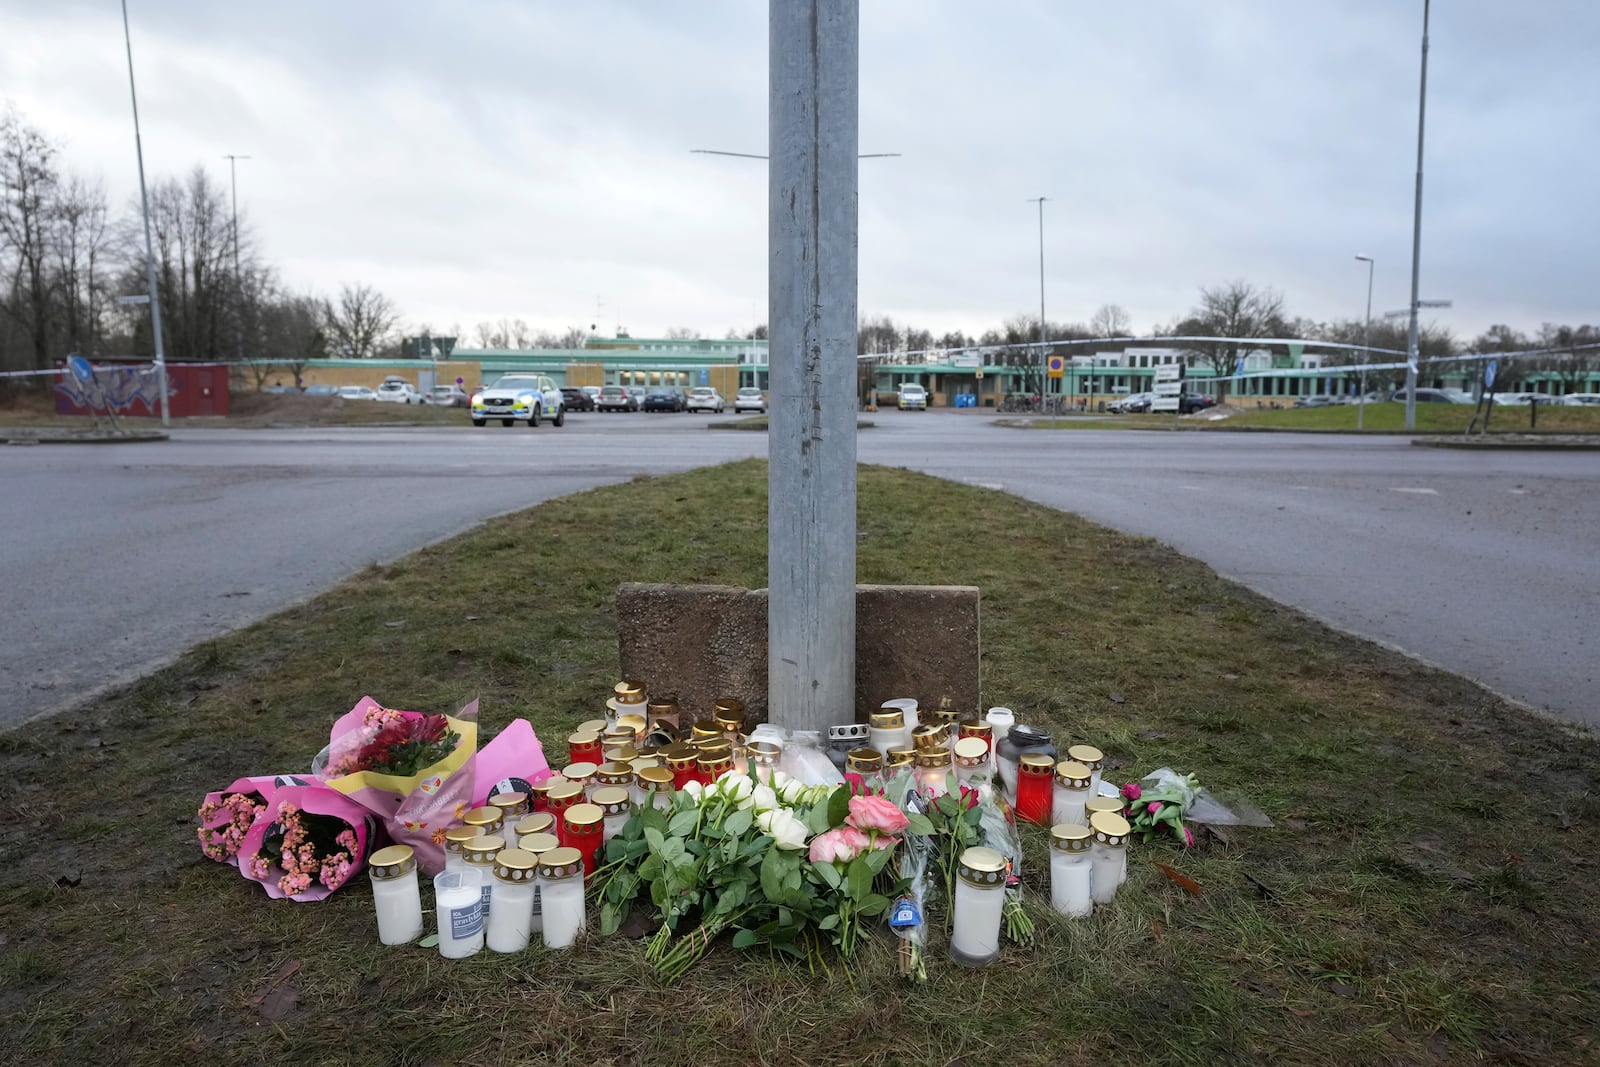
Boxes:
[1121,782,1142,802]
[809,826,870,864]
[870,834,901,851]
[1147,802,1163,814]
[846,795,910,836]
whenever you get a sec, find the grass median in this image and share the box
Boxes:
[2,460,1596,1066]
[1002,402,1600,434]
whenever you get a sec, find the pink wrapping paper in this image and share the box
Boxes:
[471,718,554,807]
[237,783,381,902]
[321,697,479,876]
[198,775,290,867]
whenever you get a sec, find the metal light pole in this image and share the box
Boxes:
[121,0,169,427]
[768,0,858,733]
[224,153,250,362]
[1403,0,1431,432]
[1355,254,1374,429]
[1028,196,1048,410]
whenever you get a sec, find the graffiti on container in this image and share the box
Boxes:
[55,363,174,415]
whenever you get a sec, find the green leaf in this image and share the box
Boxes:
[784,868,802,892]
[644,827,666,854]
[668,810,697,837]
[904,812,935,837]
[416,934,439,949]
[863,846,893,874]
[846,856,871,901]
[811,860,842,890]
[935,793,959,817]
[858,893,890,917]
[760,847,785,902]
[601,902,620,934]
[818,913,840,930]
[805,802,833,836]
[731,929,759,949]
[660,836,685,863]
[826,785,851,828]
[724,808,753,838]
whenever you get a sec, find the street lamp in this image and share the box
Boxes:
[1355,254,1374,429]
[1402,0,1432,431]
[224,153,250,362]
[1028,196,1048,412]
[120,0,169,427]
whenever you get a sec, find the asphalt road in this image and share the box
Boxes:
[3,412,1595,729]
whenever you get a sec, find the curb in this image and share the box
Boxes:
[1412,435,1600,450]
[3,430,169,445]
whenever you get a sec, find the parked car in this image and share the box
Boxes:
[375,377,420,404]
[734,387,766,414]
[643,387,686,412]
[1293,395,1340,409]
[1179,393,1216,414]
[470,374,565,427]
[303,384,338,397]
[626,386,647,408]
[559,386,596,412]
[337,385,378,400]
[597,385,638,412]
[897,383,929,410]
[581,386,602,406]
[427,384,470,408]
[1109,392,1153,413]
[686,387,725,413]
[260,384,299,394]
[1561,393,1600,406]
[1390,387,1474,404]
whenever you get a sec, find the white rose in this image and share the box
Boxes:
[767,808,810,851]
[756,810,776,834]
[771,770,793,794]
[776,776,806,805]
[682,779,704,802]
[752,783,778,813]
[720,773,754,802]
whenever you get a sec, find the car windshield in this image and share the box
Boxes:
[739,388,761,396]
[902,385,924,394]
[493,377,540,390]
[647,388,673,396]
[691,388,714,396]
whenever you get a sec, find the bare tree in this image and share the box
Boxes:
[0,107,60,371]
[1177,281,1288,399]
[53,175,113,356]
[132,165,238,363]
[510,318,531,348]
[1089,303,1132,338]
[473,321,495,348]
[664,326,702,340]
[257,289,327,387]
[558,326,588,349]
[322,282,397,359]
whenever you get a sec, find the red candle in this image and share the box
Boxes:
[1015,753,1055,825]
[563,803,604,876]
[697,754,732,784]
[567,729,602,765]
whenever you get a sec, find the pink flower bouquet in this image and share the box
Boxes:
[197,775,286,866]
[320,697,479,876]
[237,783,379,901]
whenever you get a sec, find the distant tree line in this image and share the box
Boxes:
[0,105,402,389]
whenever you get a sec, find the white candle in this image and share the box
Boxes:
[486,849,538,953]
[515,833,559,935]
[950,847,1006,967]
[1068,744,1105,798]
[433,870,483,959]
[1052,761,1092,827]
[868,709,910,760]
[882,697,919,731]
[1048,824,1094,918]
[1089,811,1130,906]
[539,847,586,950]
[369,845,423,945]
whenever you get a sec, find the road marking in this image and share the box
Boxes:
[1389,487,1438,495]
[1508,488,1528,495]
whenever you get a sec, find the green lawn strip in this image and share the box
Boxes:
[1001,403,1600,434]
[2,459,1596,1066]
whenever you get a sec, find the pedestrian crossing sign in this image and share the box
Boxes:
[1047,355,1064,378]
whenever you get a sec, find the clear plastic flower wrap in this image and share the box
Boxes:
[884,779,938,981]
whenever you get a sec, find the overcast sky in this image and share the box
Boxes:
[3,1,1596,344]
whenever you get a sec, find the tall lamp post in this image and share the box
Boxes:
[223,153,250,363]
[1355,254,1374,429]
[1028,196,1048,407]
[120,0,169,427]
[1402,0,1432,432]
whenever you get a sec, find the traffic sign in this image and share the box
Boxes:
[1484,359,1498,389]
[1046,355,1064,379]
[117,294,150,305]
